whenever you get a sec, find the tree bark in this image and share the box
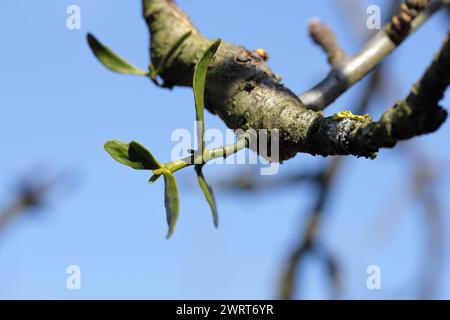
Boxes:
[142,0,449,161]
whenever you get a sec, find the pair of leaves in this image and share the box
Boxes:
[102,38,222,238]
[104,140,179,239]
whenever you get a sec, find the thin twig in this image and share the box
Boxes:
[308,19,348,67]
[0,173,65,232]
[299,0,445,110]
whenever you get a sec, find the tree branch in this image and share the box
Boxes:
[142,0,448,161]
[308,19,348,67]
[0,173,61,232]
[300,0,446,110]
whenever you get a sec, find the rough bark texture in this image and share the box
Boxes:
[143,0,448,161]
[349,35,449,156]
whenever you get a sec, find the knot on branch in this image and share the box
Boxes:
[387,0,431,44]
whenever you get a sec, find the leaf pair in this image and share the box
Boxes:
[102,38,222,238]
[104,140,179,239]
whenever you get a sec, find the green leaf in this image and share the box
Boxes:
[151,31,192,79]
[193,39,222,152]
[87,33,148,76]
[129,141,161,169]
[163,173,180,239]
[104,140,161,170]
[195,166,218,227]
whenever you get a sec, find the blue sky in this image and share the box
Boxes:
[0,0,449,299]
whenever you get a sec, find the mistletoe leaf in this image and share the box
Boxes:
[87,33,148,76]
[129,141,161,170]
[104,140,160,170]
[195,166,218,227]
[163,173,180,239]
[193,39,221,151]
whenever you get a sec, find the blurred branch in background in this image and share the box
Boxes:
[359,143,447,299]
[0,167,73,235]
[416,0,450,299]
[218,170,317,193]
[391,145,446,299]
[411,152,444,299]
[278,155,345,299]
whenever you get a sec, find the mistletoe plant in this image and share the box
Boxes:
[88,33,250,238]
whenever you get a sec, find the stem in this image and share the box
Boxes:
[158,135,250,174]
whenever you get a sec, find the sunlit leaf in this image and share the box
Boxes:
[87,33,148,76]
[195,166,218,227]
[193,39,222,151]
[104,140,160,170]
[163,173,180,239]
